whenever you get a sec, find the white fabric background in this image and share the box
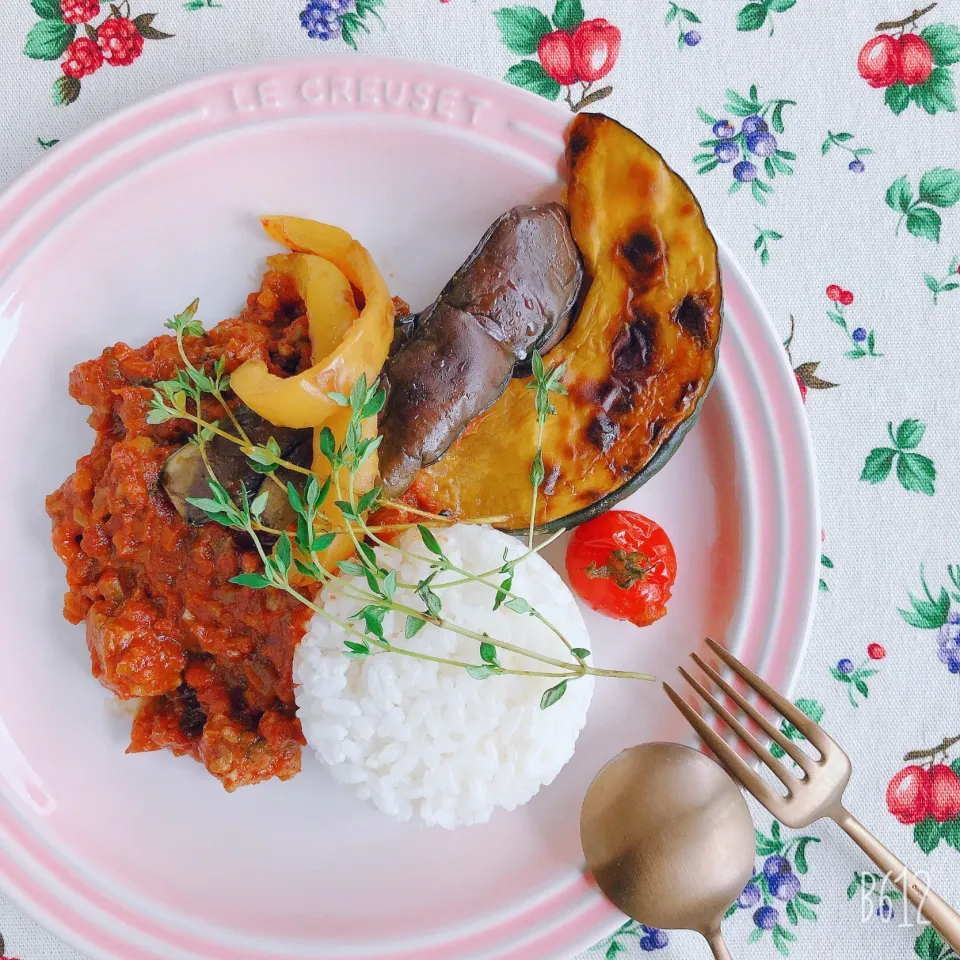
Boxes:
[1,2,959,959]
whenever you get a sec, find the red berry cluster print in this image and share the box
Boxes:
[857,5,959,115]
[887,736,960,856]
[23,0,173,106]
[495,1,620,111]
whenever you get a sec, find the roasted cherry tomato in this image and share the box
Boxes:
[565,511,676,627]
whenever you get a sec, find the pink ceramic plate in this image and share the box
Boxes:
[0,57,819,960]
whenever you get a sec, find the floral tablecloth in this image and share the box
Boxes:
[2,1,960,958]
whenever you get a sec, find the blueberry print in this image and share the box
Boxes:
[736,0,797,36]
[821,131,873,172]
[924,255,960,305]
[299,0,384,49]
[664,3,702,50]
[715,140,739,163]
[824,286,882,358]
[639,926,669,951]
[725,820,821,956]
[693,87,796,205]
[899,565,960,679]
[754,905,780,930]
[739,882,762,908]
[938,613,960,673]
[846,870,904,921]
[886,168,960,244]
[830,645,884,707]
[590,919,669,957]
[861,419,936,496]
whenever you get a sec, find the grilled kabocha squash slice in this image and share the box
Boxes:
[406,113,723,532]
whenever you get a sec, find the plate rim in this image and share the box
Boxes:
[0,53,820,960]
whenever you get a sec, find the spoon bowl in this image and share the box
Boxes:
[580,742,755,959]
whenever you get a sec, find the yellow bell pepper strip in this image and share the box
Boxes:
[265,253,357,362]
[230,218,394,429]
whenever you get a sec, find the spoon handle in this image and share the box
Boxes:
[834,807,960,953]
[704,926,733,960]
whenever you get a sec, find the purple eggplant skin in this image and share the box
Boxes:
[378,203,582,498]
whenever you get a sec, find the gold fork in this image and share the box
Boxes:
[665,637,960,952]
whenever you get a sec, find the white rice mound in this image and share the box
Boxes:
[294,524,594,828]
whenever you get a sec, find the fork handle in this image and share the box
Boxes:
[834,807,960,952]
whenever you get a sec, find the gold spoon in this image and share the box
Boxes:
[580,742,755,960]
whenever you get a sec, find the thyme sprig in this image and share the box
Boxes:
[146,301,654,708]
[525,349,567,549]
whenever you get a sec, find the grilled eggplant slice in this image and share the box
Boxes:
[160,405,310,525]
[407,113,723,531]
[378,203,582,498]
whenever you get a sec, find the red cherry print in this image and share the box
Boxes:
[61,37,103,79]
[794,373,807,402]
[61,0,101,24]
[537,30,578,86]
[899,34,934,86]
[838,290,854,306]
[867,643,886,660]
[97,17,145,67]
[886,765,931,824]
[826,285,842,302]
[571,19,621,83]
[929,764,960,823]
[858,34,902,89]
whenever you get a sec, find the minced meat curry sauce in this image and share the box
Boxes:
[47,271,317,790]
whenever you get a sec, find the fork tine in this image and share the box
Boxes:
[677,667,797,792]
[704,637,831,752]
[663,682,785,814]
[690,653,817,773]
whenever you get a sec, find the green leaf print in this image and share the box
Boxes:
[770,698,824,760]
[861,421,936,495]
[922,23,960,66]
[895,418,926,449]
[923,255,960,305]
[504,60,561,99]
[24,19,74,59]
[915,816,941,854]
[889,169,960,242]
[919,168,960,207]
[887,176,913,213]
[551,0,583,30]
[736,0,795,35]
[754,226,783,266]
[862,448,896,483]
[32,0,63,18]
[907,207,942,243]
[915,925,960,960]
[898,453,936,495]
[494,6,552,55]
[899,568,951,629]
[886,81,912,114]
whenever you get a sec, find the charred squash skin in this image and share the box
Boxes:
[407,113,723,531]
